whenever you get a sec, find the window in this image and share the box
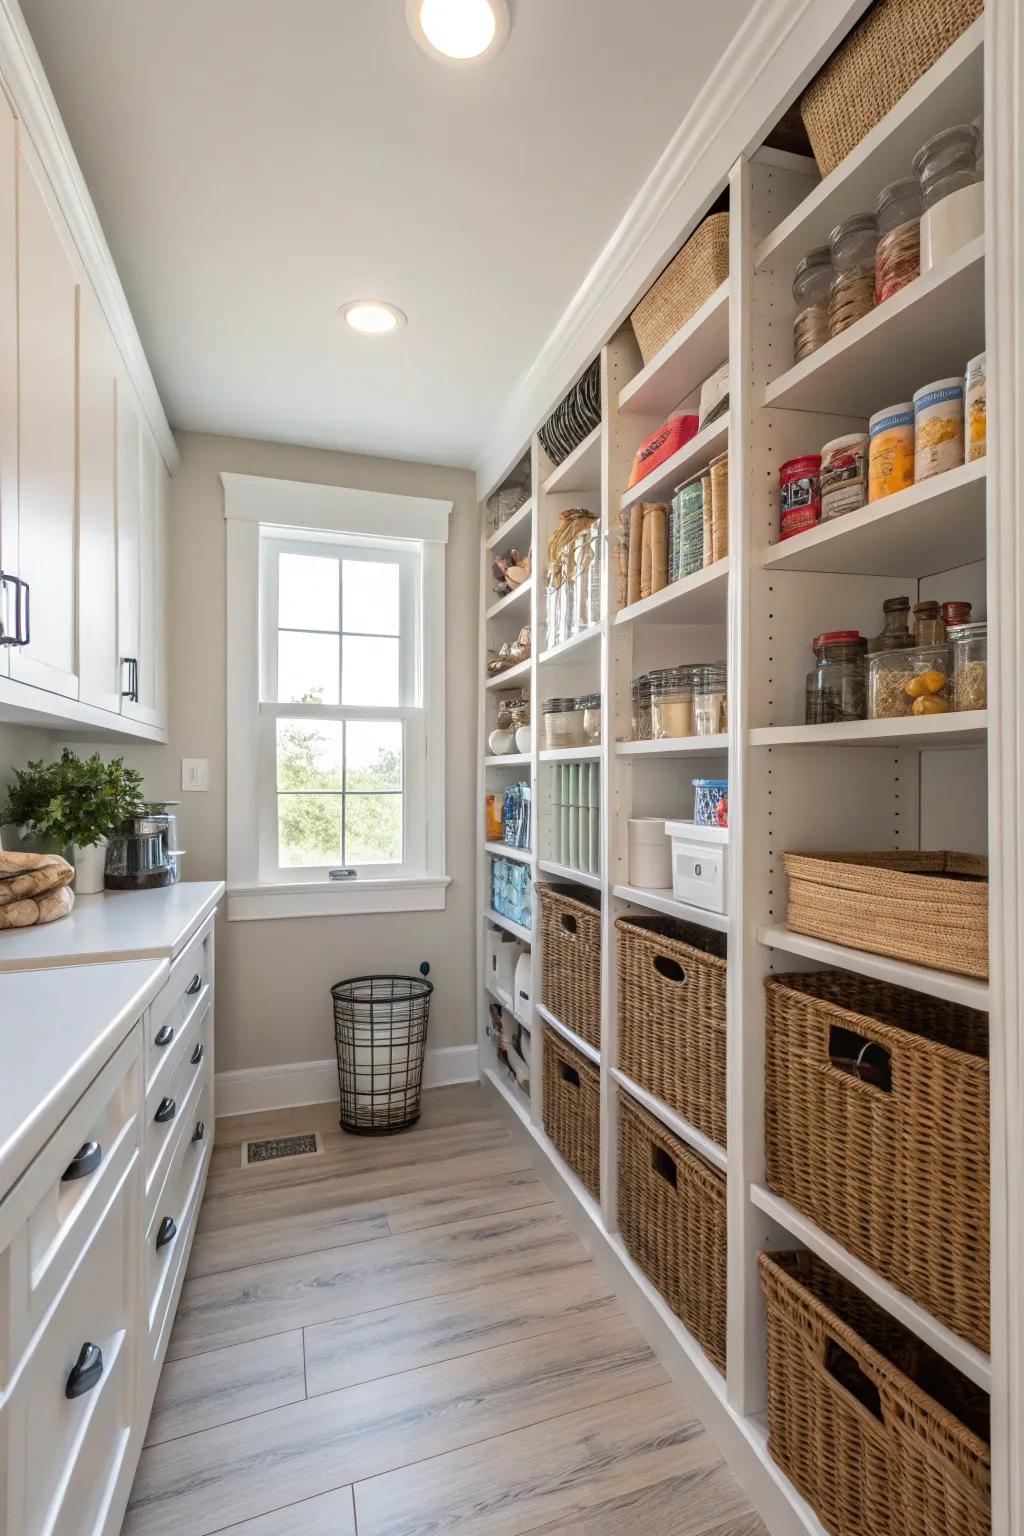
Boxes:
[224,473,450,920]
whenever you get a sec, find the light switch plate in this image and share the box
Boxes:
[181,758,209,792]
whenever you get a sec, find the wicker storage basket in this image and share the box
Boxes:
[619,1092,727,1372]
[759,1251,990,1536]
[709,451,729,563]
[542,1025,600,1197]
[800,0,983,178]
[616,914,728,1147]
[630,214,729,367]
[783,849,988,979]
[536,882,602,1050]
[765,970,989,1350]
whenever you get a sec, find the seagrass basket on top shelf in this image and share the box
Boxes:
[629,212,729,366]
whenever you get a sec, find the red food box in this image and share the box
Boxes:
[627,415,700,489]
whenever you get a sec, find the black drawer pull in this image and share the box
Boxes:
[154,1024,174,1048]
[156,1216,177,1250]
[191,1043,204,1066]
[154,1097,177,1124]
[192,1120,205,1142]
[185,973,202,996]
[65,1342,103,1399]
[62,1141,102,1182]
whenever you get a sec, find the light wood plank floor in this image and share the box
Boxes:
[123,1083,765,1536]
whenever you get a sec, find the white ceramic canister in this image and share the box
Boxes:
[919,180,983,271]
[627,818,672,890]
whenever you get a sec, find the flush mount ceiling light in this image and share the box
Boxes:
[406,0,510,64]
[339,300,407,335]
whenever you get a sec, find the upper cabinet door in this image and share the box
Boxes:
[117,383,165,730]
[9,138,79,698]
[78,283,120,713]
[0,92,16,677]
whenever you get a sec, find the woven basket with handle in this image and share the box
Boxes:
[759,1251,990,1536]
[765,969,989,1351]
[618,1091,727,1372]
[800,0,983,178]
[630,214,729,367]
[536,882,601,1049]
[542,1025,600,1197]
[783,849,988,979]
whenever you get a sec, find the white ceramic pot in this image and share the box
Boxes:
[515,724,532,753]
[488,728,515,755]
[627,817,672,890]
[72,840,108,895]
[920,181,984,272]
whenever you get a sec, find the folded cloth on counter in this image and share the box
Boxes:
[0,852,75,929]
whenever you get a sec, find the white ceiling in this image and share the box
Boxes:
[21,0,748,468]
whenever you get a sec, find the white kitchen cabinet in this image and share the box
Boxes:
[78,283,121,715]
[0,88,16,675]
[117,387,167,730]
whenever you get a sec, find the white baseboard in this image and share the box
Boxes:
[214,1044,480,1119]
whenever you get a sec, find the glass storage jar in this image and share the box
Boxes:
[580,693,602,745]
[940,601,972,629]
[805,632,867,725]
[649,667,695,739]
[874,176,922,303]
[828,213,878,337]
[949,621,987,711]
[542,697,585,750]
[631,674,653,741]
[913,124,981,209]
[693,778,729,829]
[868,595,914,654]
[575,523,601,631]
[869,643,952,718]
[912,599,946,646]
[693,664,728,736]
[792,246,832,362]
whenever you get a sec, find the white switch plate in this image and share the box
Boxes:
[181,758,209,792]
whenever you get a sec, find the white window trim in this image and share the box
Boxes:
[223,472,451,921]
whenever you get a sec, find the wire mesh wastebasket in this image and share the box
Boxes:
[331,971,434,1135]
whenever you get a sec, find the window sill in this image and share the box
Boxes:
[226,875,451,922]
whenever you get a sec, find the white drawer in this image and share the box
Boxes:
[146,914,214,1091]
[144,1000,209,1203]
[667,829,729,914]
[145,1075,210,1347]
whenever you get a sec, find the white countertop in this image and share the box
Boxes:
[0,957,168,1198]
[0,880,224,973]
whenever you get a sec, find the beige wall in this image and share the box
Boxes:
[0,432,479,1075]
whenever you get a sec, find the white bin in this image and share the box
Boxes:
[664,820,729,913]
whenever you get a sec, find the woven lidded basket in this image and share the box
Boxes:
[616,914,728,1147]
[759,1251,990,1536]
[630,213,729,367]
[618,1091,727,1372]
[536,882,602,1050]
[783,849,988,979]
[542,1025,600,1197]
[800,0,983,178]
[765,970,989,1350]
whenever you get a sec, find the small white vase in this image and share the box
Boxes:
[73,840,108,895]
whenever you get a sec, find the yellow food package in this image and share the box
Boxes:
[868,403,915,502]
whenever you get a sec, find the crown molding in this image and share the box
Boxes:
[474,0,868,497]
[0,0,179,473]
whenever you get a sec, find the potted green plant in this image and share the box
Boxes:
[0,750,146,893]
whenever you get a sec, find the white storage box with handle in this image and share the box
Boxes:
[664,821,729,913]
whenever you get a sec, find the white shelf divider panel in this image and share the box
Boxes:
[542,423,602,495]
[616,734,728,758]
[538,745,601,762]
[537,858,601,890]
[484,909,532,944]
[613,882,729,933]
[484,752,531,767]
[615,558,730,627]
[485,578,532,621]
[485,656,531,689]
[758,923,989,1011]
[535,1002,601,1064]
[486,496,533,550]
[611,1068,728,1172]
[485,841,532,864]
[751,711,987,750]
[618,280,730,418]
[538,622,604,667]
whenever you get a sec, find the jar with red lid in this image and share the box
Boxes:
[940,600,972,628]
[805,630,867,725]
[779,454,822,541]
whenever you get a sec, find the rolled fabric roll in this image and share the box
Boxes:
[627,504,644,606]
[649,502,669,593]
[640,504,653,598]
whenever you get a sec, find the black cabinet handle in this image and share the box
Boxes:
[185,973,202,996]
[65,1342,103,1399]
[154,1097,176,1124]
[191,1043,204,1066]
[154,1023,174,1048]
[121,656,139,703]
[0,572,29,647]
[156,1216,177,1250]
[192,1120,205,1142]
[62,1141,102,1182]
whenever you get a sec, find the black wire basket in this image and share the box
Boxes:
[331,971,434,1135]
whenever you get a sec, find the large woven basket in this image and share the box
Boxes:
[618,1091,727,1372]
[616,914,727,1147]
[765,970,989,1350]
[783,849,988,979]
[536,883,602,1050]
[630,213,729,367]
[800,0,983,178]
[542,1025,600,1197]
[759,1251,990,1536]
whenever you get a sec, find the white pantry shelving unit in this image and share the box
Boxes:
[476,8,1024,1534]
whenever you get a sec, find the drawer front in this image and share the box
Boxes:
[146,914,214,1091]
[145,1075,211,1345]
[671,838,728,913]
[144,1000,209,1201]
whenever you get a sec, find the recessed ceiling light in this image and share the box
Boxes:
[406,0,510,64]
[339,300,407,335]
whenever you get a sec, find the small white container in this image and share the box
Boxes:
[919,180,983,270]
[515,724,532,753]
[665,820,729,913]
[627,818,672,890]
[487,931,521,1001]
[513,950,533,1025]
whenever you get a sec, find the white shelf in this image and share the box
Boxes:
[757,923,989,1012]
[485,841,532,864]
[621,417,728,510]
[613,882,729,933]
[484,981,514,1011]
[764,237,984,416]
[538,745,600,762]
[484,909,532,944]
[618,280,730,418]
[756,20,984,275]
[484,752,531,767]
[538,622,603,666]
[763,459,987,577]
[486,497,533,550]
[486,578,532,621]
[611,1069,727,1172]
[484,656,531,689]
[751,711,987,750]
[535,1002,601,1063]
[543,424,602,495]
[483,1064,532,1129]
[750,1185,992,1393]
[616,734,727,757]
[614,558,729,626]
[537,858,601,890]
